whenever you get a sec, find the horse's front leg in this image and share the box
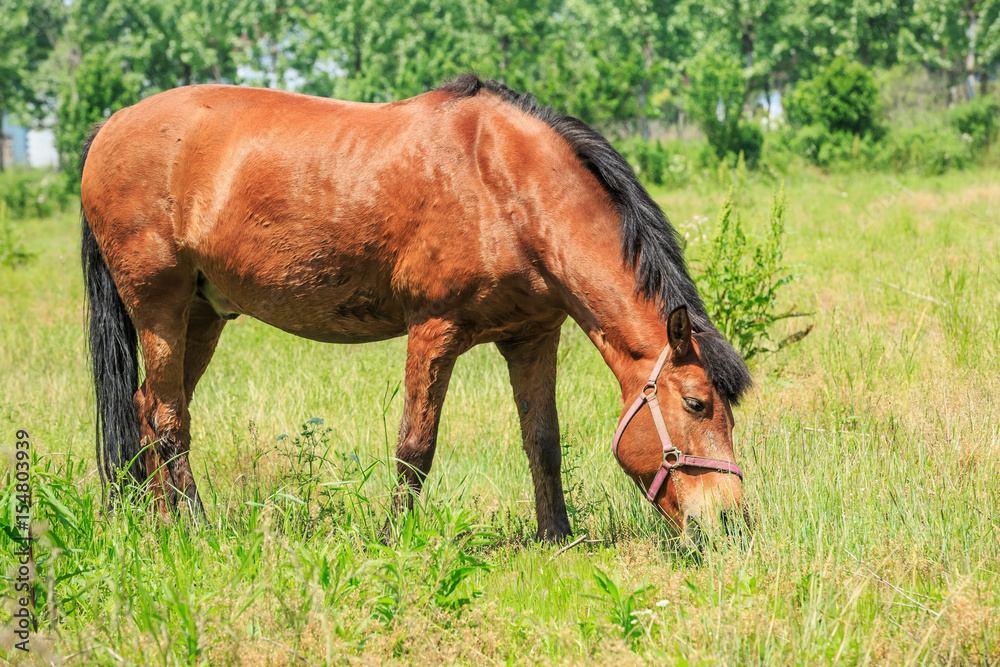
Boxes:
[392,318,468,512]
[496,327,572,542]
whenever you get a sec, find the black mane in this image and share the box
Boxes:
[439,74,752,403]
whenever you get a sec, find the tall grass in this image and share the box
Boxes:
[1,167,998,664]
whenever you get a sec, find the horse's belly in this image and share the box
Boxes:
[196,270,407,344]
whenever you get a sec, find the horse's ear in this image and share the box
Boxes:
[667,306,691,357]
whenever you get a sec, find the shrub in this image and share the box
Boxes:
[758,131,798,174]
[730,122,765,167]
[693,180,810,361]
[786,57,883,139]
[618,138,667,185]
[616,138,697,188]
[0,202,33,267]
[950,95,1000,150]
[784,58,886,169]
[685,49,763,167]
[790,124,832,165]
[0,168,75,219]
[873,125,971,176]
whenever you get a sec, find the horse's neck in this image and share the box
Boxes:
[580,302,669,400]
[549,208,668,398]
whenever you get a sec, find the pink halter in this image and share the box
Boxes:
[612,342,744,503]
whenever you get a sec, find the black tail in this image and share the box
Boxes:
[81,122,146,495]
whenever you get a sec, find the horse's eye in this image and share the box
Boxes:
[684,397,706,413]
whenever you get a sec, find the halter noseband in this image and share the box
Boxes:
[611,342,744,504]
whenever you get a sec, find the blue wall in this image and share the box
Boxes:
[2,119,29,164]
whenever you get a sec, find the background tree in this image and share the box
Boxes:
[785,55,883,136]
[55,45,143,179]
[900,0,1000,98]
[6,0,1000,176]
[160,0,246,87]
[0,0,62,171]
[684,46,764,165]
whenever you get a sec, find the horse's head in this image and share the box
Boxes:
[612,306,744,545]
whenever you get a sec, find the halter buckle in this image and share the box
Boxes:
[663,447,683,467]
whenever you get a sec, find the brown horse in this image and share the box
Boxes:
[81,75,751,541]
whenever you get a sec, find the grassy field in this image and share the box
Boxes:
[1,166,998,665]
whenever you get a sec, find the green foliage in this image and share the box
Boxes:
[694,179,809,361]
[950,95,1000,150]
[370,507,495,621]
[730,122,765,167]
[786,125,879,169]
[0,168,74,219]
[56,45,142,180]
[684,48,763,166]
[901,0,1000,84]
[789,124,836,166]
[873,125,971,176]
[5,0,1000,184]
[587,567,655,645]
[778,58,983,175]
[615,138,710,188]
[618,138,670,186]
[786,57,883,139]
[4,0,1000,177]
[0,0,61,129]
[778,102,979,176]
[0,202,33,267]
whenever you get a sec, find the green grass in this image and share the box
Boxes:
[1,166,998,665]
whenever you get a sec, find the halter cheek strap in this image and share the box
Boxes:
[611,343,744,503]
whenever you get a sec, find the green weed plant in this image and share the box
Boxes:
[586,567,655,645]
[0,202,32,267]
[694,173,810,361]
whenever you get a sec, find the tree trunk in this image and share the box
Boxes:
[271,41,279,88]
[183,63,193,87]
[639,40,652,140]
[966,4,978,98]
[638,85,650,140]
[498,34,510,73]
[353,26,362,76]
[742,22,754,68]
[0,108,5,173]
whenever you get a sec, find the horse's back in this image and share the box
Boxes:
[81,84,583,343]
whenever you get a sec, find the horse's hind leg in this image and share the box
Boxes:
[139,296,226,518]
[496,327,571,542]
[130,276,209,519]
[134,382,170,518]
